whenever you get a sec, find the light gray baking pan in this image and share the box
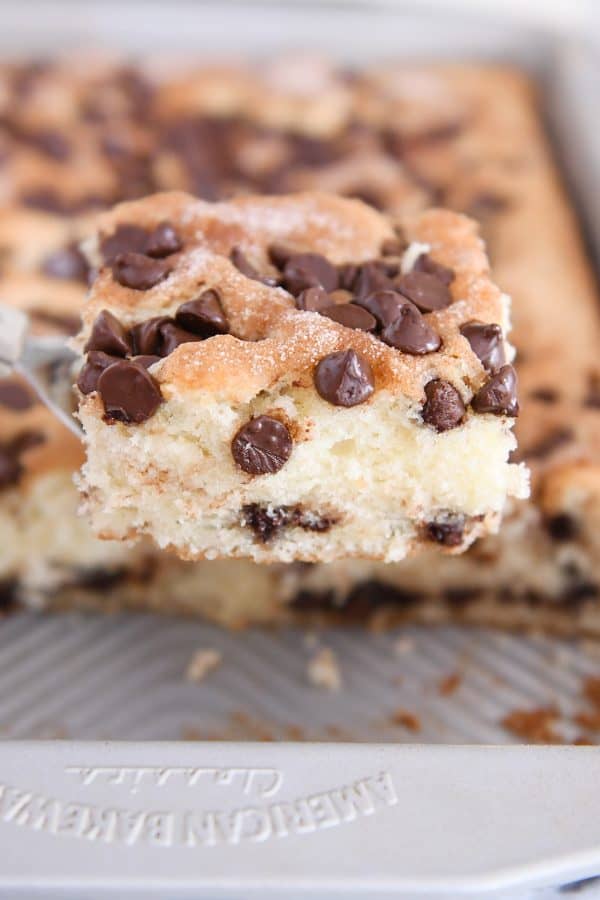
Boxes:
[1,3,600,897]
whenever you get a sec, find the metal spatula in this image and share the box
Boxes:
[0,303,82,438]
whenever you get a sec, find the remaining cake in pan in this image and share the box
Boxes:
[73,191,526,563]
[0,57,598,633]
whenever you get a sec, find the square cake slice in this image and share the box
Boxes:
[74,190,528,563]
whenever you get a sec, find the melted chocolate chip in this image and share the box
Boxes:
[546,514,578,542]
[242,503,337,543]
[112,252,172,290]
[97,360,162,424]
[472,365,519,416]
[320,303,376,331]
[281,252,338,296]
[381,305,441,354]
[84,310,132,357]
[460,321,505,373]
[131,316,172,356]
[425,518,465,547]
[175,290,229,337]
[0,379,36,411]
[77,350,119,395]
[295,287,331,312]
[41,244,89,283]
[0,447,21,490]
[413,253,454,286]
[144,222,182,258]
[422,380,465,431]
[231,416,293,475]
[397,270,452,312]
[355,289,412,329]
[314,349,374,407]
[100,224,149,263]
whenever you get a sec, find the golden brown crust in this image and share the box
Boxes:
[80,192,503,407]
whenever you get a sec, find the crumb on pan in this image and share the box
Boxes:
[185,647,222,682]
[307,646,342,691]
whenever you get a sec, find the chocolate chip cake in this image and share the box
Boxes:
[0,57,598,633]
[73,191,526,563]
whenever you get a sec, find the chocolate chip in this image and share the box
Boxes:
[0,446,21,490]
[460,321,505,372]
[84,310,132,357]
[9,429,45,454]
[472,365,519,416]
[268,244,293,268]
[426,518,465,547]
[295,287,331,312]
[546,514,578,542]
[413,253,454,286]
[522,427,574,460]
[381,237,407,257]
[100,224,149,263]
[41,244,89,283]
[353,261,394,299]
[131,316,172,356]
[29,308,80,335]
[132,355,161,370]
[281,252,338,296]
[397,270,452,312]
[381,305,441,354]
[338,263,360,292]
[0,379,36,411]
[320,303,376,331]
[584,374,600,409]
[175,290,229,337]
[422,380,465,431]
[112,252,172,290]
[21,188,71,215]
[144,222,182,258]
[25,128,70,161]
[467,192,510,220]
[530,387,559,404]
[157,322,201,356]
[230,247,262,281]
[97,359,162,424]
[314,349,374,407]
[355,289,412,329]
[231,415,293,475]
[77,350,119,395]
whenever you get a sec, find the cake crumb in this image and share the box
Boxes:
[307,647,341,691]
[439,672,462,696]
[393,636,414,656]
[392,709,421,733]
[501,706,563,743]
[185,648,222,682]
